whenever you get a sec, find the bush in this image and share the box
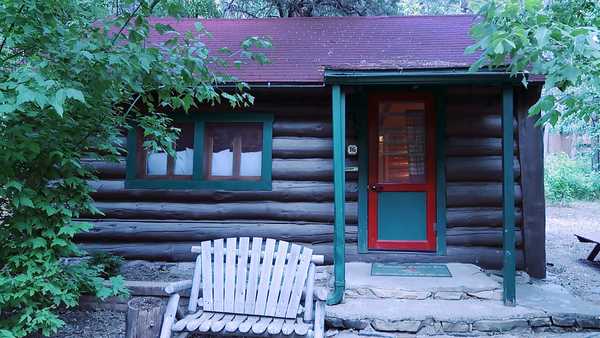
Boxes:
[88,253,124,279]
[545,153,600,203]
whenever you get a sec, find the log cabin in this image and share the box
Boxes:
[78,15,546,297]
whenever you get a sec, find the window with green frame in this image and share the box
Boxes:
[125,113,273,190]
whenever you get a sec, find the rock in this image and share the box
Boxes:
[551,314,577,327]
[326,329,339,336]
[358,326,398,338]
[441,321,471,333]
[434,291,463,300]
[472,319,529,332]
[342,318,370,330]
[417,319,443,335]
[467,290,502,300]
[529,317,551,327]
[370,288,431,300]
[576,315,600,328]
[371,319,422,333]
[326,316,345,328]
[345,288,374,298]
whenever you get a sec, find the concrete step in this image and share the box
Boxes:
[327,281,600,336]
[344,263,504,301]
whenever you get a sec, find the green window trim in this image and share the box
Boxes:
[125,113,273,191]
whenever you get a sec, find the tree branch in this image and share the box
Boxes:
[0,4,25,56]
[111,0,162,45]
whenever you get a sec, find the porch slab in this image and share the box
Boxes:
[344,263,502,300]
[327,264,600,336]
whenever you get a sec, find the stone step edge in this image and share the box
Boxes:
[345,287,502,301]
[326,313,600,335]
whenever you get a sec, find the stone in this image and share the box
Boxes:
[417,319,443,335]
[342,318,370,330]
[552,314,577,327]
[434,292,463,300]
[576,315,600,329]
[529,317,552,327]
[472,319,529,332]
[325,329,339,337]
[467,290,502,300]
[371,319,422,333]
[370,288,431,300]
[326,316,345,328]
[441,321,471,333]
[345,288,374,298]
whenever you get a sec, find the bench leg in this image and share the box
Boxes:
[588,244,600,261]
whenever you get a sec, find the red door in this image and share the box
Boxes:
[368,92,436,251]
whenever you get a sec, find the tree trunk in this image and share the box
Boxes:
[126,297,165,338]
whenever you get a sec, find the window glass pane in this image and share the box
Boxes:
[378,101,426,184]
[173,123,194,176]
[205,122,263,180]
[142,122,194,177]
[146,150,168,175]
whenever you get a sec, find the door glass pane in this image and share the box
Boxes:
[378,101,426,184]
[204,122,263,180]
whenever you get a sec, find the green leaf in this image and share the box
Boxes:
[535,27,550,47]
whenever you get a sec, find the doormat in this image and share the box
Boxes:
[371,263,452,277]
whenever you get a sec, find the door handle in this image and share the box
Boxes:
[368,185,382,192]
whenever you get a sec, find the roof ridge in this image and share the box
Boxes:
[148,14,476,22]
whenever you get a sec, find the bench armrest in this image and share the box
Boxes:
[164,280,193,294]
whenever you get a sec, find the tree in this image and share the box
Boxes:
[220,0,483,18]
[467,0,600,126]
[0,1,268,336]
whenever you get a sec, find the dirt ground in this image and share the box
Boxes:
[545,201,600,304]
[44,202,600,337]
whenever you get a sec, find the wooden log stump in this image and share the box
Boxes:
[126,297,165,338]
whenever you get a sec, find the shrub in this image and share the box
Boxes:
[88,253,125,279]
[545,153,600,203]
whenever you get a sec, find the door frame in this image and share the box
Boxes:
[367,91,437,251]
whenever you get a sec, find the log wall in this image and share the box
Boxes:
[78,86,536,270]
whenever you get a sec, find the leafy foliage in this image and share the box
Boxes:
[88,253,125,279]
[467,0,600,126]
[0,0,268,336]
[545,153,600,203]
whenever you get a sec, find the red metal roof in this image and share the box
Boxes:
[148,15,480,84]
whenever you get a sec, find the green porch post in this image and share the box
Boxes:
[502,86,516,306]
[328,84,346,305]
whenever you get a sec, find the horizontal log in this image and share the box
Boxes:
[273,137,332,158]
[446,227,523,248]
[446,182,522,208]
[446,115,517,138]
[446,156,521,182]
[91,201,358,223]
[76,220,358,244]
[446,137,518,157]
[90,180,358,203]
[447,207,523,228]
[85,158,357,181]
[273,120,332,137]
[79,242,524,269]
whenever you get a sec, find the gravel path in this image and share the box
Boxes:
[545,201,600,303]
[43,202,600,337]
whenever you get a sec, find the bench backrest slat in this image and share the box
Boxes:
[244,237,262,313]
[213,239,225,312]
[234,237,250,313]
[224,238,237,313]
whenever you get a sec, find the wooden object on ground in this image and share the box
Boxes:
[575,234,600,261]
[159,237,325,338]
[126,297,165,338]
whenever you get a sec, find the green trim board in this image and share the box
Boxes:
[371,263,452,277]
[353,91,369,254]
[502,86,516,306]
[435,88,447,255]
[125,112,273,191]
[324,69,526,85]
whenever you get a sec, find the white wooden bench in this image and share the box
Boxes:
[159,237,326,338]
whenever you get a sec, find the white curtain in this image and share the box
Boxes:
[240,151,262,176]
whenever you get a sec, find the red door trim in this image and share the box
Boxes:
[367,92,436,251]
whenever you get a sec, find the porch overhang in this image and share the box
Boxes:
[323,68,526,85]
[326,74,518,307]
